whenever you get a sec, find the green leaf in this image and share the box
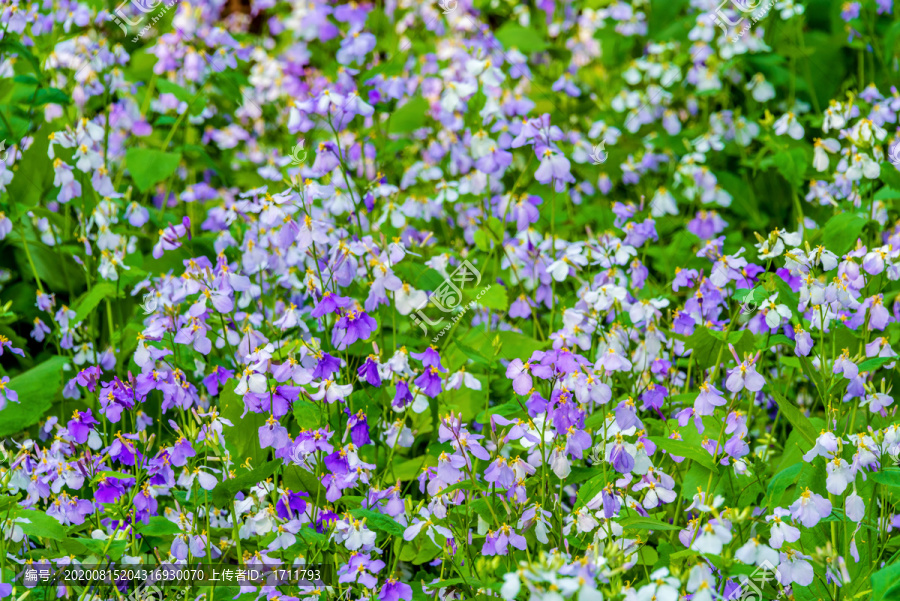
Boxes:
[463,285,508,311]
[685,327,755,369]
[7,125,53,208]
[292,398,323,430]
[90,471,133,484]
[72,282,119,325]
[13,509,66,541]
[155,79,194,104]
[494,24,549,53]
[492,330,548,361]
[393,456,436,480]
[871,469,900,494]
[857,355,897,373]
[766,463,802,506]
[574,472,608,510]
[872,562,900,601]
[437,479,485,496]
[387,96,429,135]
[137,516,182,536]
[619,516,680,532]
[218,386,267,466]
[475,399,525,424]
[282,464,327,500]
[125,148,182,192]
[349,509,406,537]
[769,387,818,447]
[0,356,68,437]
[651,436,719,471]
[32,87,71,106]
[822,213,866,254]
[211,460,280,505]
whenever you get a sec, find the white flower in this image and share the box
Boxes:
[394,283,428,315]
[845,490,865,522]
[746,73,775,102]
[812,138,841,172]
[774,112,804,140]
[650,187,678,217]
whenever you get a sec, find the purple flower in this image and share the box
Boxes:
[789,488,832,527]
[311,291,352,318]
[411,346,446,372]
[482,524,527,556]
[332,309,377,349]
[67,409,99,444]
[358,355,382,386]
[505,358,533,395]
[414,366,443,398]
[534,148,575,191]
[379,578,413,601]
[725,350,765,393]
[259,415,290,450]
[0,376,18,409]
[152,216,191,259]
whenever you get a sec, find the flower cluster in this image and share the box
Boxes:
[1,1,900,601]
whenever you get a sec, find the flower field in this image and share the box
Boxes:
[2,0,900,599]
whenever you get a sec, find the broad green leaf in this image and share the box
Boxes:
[393,456,436,480]
[494,24,549,53]
[217,386,267,466]
[72,282,119,325]
[125,148,182,192]
[463,285,508,311]
[651,436,719,471]
[32,88,71,106]
[292,398,323,430]
[766,463,802,506]
[137,516,182,536]
[0,356,68,437]
[13,509,66,541]
[387,96,429,135]
[437,479,485,496]
[872,561,900,601]
[619,516,681,531]
[685,327,755,369]
[7,125,53,208]
[822,213,866,254]
[349,509,406,537]
[871,469,900,494]
[211,460,280,504]
[769,387,818,447]
[574,472,608,510]
[857,355,897,373]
